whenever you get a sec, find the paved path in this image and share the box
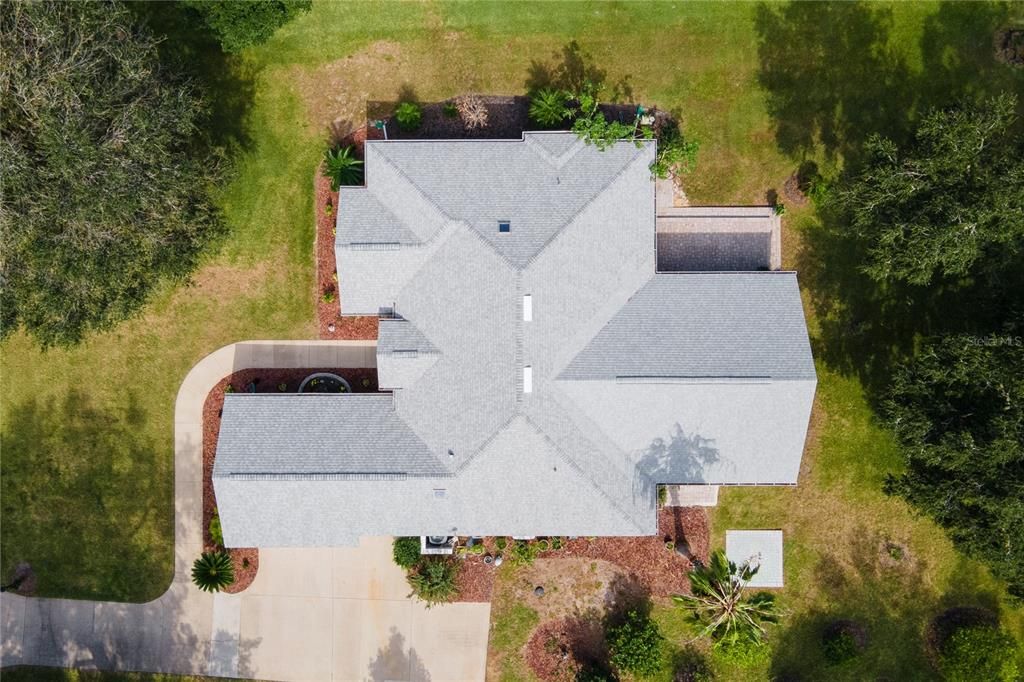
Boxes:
[1,341,491,681]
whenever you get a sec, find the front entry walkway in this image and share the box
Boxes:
[1,341,490,681]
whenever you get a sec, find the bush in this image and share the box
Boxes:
[407,557,459,606]
[938,625,1020,682]
[395,101,423,131]
[607,609,663,677]
[822,627,860,665]
[322,145,363,190]
[209,513,224,548]
[191,551,235,593]
[321,290,336,303]
[508,539,541,566]
[443,101,459,118]
[392,536,421,569]
[183,0,310,53]
[529,88,572,128]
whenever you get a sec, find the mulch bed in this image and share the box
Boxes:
[201,366,380,592]
[315,125,381,340]
[525,618,583,682]
[452,506,709,603]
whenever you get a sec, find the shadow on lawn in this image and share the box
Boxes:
[525,40,634,102]
[769,525,1008,680]
[130,2,258,153]
[754,1,1024,166]
[0,391,172,602]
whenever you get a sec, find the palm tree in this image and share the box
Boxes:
[673,549,778,646]
[322,145,363,190]
[191,551,235,593]
[529,88,572,128]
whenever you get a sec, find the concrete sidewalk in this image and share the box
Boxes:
[1,341,490,681]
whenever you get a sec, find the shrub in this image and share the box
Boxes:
[455,94,488,130]
[191,551,235,593]
[407,557,459,606]
[822,627,860,665]
[607,609,663,677]
[395,101,423,131]
[322,145,363,190]
[208,513,224,547]
[938,625,1020,682]
[674,645,714,682]
[650,122,699,179]
[392,536,421,569]
[322,290,336,303]
[529,88,571,128]
[443,101,459,118]
[508,539,540,566]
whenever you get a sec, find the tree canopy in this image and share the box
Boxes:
[184,0,311,53]
[1,1,225,347]
[833,94,1024,286]
[883,333,1024,597]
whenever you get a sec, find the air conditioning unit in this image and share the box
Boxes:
[420,535,454,555]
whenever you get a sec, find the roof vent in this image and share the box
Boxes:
[523,294,533,322]
[523,366,533,393]
[498,220,510,233]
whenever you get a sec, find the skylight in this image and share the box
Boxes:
[498,220,510,233]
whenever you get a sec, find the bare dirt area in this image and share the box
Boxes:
[201,366,380,592]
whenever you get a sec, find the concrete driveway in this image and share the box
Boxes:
[1,341,490,681]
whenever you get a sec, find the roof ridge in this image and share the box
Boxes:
[521,142,653,270]
[369,145,454,241]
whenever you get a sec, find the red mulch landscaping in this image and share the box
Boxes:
[316,124,382,340]
[451,507,709,603]
[525,618,582,682]
[202,366,380,592]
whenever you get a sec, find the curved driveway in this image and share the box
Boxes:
[1,340,490,681]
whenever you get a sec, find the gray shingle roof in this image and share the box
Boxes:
[213,394,446,476]
[559,273,816,381]
[213,133,817,546]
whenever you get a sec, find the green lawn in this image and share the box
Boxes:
[2,2,1022,678]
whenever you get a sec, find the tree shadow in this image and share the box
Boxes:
[769,524,1006,680]
[634,424,721,495]
[754,1,914,164]
[524,40,633,101]
[366,627,431,682]
[130,2,257,152]
[0,391,172,602]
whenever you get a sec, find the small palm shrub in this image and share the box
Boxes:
[208,512,224,547]
[529,88,571,128]
[322,145,363,190]
[407,557,459,606]
[395,101,422,131]
[607,609,663,677]
[442,101,459,118]
[938,625,1020,682]
[674,549,779,647]
[392,536,421,569]
[191,551,234,593]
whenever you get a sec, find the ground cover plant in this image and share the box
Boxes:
[2,5,1023,679]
